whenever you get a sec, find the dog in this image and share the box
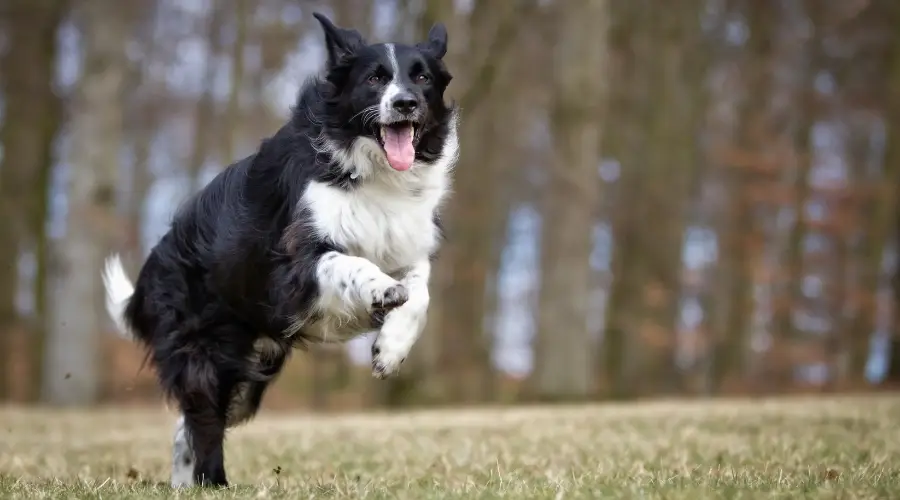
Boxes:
[101,12,458,488]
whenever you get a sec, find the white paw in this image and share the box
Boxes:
[171,418,195,487]
[370,307,423,379]
[371,335,408,379]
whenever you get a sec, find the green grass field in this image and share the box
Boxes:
[1,395,898,499]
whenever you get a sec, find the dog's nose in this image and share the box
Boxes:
[391,94,418,115]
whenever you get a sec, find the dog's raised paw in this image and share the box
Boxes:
[371,358,403,379]
[370,341,407,379]
[371,361,390,379]
[376,283,409,310]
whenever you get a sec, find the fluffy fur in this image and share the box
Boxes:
[101,13,458,488]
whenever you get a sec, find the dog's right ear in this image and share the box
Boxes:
[313,12,366,68]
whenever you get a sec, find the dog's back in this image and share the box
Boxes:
[116,119,317,343]
[122,152,271,340]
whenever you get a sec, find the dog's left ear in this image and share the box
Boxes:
[313,12,366,68]
[417,23,448,59]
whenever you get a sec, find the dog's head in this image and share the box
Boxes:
[313,12,454,173]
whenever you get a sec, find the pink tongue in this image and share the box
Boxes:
[382,126,415,171]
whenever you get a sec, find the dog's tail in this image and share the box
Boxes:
[101,253,135,341]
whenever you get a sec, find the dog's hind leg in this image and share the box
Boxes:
[164,328,278,487]
[176,364,229,487]
[184,408,227,487]
[171,364,279,488]
[171,415,195,487]
[161,339,241,487]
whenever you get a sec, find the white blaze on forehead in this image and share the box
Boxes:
[386,43,400,74]
[379,43,403,122]
[376,43,417,171]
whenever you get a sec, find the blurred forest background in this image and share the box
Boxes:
[2,0,900,410]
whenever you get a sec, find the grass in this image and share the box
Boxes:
[1,395,899,499]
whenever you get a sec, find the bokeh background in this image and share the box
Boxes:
[1,0,899,410]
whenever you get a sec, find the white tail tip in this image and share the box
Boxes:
[102,253,135,340]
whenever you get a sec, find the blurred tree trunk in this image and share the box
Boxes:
[845,124,887,385]
[187,2,226,193]
[42,0,131,405]
[825,229,850,389]
[222,0,248,166]
[438,6,499,405]
[841,92,882,384]
[124,80,156,266]
[603,0,705,397]
[846,188,885,385]
[770,164,811,388]
[638,1,706,395]
[824,0,899,388]
[530,0,608,400]
[707,0,775,394]
[127,127,153,261]
[0,0,67,400]
[601,0,643,399]
[435,2,536,405]
[766,1,822,390]
[122,6,160,268]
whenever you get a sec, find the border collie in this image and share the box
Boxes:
[101,12,458,488]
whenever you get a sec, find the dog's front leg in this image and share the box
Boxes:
[371,259,430,379]
[314,251,409,316]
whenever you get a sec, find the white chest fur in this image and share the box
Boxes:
[302,179,441,273]
[294,117,458,342]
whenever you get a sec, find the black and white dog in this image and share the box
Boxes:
[101,12,458,488]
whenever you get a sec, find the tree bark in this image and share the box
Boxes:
[41,0,132,405]
[0,0,67,400]
[530,0,608,400]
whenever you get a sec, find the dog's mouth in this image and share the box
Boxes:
[376,121,419,172]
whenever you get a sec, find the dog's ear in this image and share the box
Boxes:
[313,12,366,68]
[417,23,448,59]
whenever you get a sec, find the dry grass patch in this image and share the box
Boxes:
[1,395,899,498]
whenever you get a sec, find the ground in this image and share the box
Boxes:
[0,395,898,499]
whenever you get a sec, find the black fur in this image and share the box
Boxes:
[118,13,453,487]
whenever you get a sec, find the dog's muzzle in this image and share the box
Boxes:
[377,92,424,172]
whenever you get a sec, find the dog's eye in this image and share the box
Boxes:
[415,74,430,84]
[368,75,384,85]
